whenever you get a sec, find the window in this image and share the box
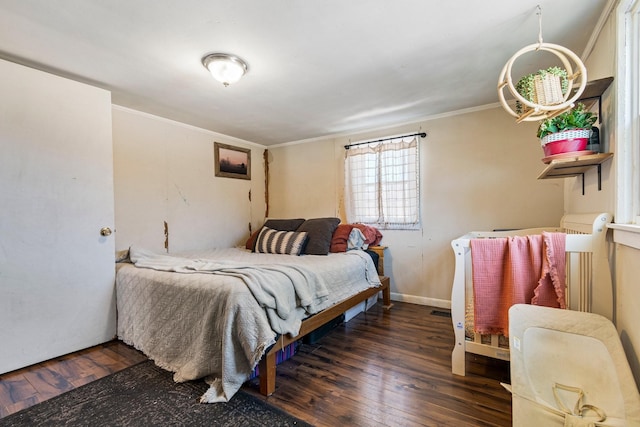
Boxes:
[616,0,640,224]
[344,134,420,230]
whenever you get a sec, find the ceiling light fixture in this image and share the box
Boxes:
[202,53,248,87]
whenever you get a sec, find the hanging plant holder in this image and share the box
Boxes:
[497,6,588,122]
[514,66,568,115]
[534,72,564,105]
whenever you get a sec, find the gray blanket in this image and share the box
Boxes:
[129,246,329,336]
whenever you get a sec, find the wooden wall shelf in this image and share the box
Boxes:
[573,76,614,122]
[538,152,613,194]
[536,77,614,194]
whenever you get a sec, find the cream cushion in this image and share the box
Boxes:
[507,304,640,426]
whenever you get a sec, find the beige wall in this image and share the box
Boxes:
[565,12,616,214]
[616,243,640,383]
[113,107,266,253]
[268,106,564,306]
[267,141,339,219]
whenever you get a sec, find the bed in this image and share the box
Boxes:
[450,212,613,376]
[116,244,390,403]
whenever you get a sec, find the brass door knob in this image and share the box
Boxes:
[100,227,112,236]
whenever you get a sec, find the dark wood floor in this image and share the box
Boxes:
[0,340,147,418]
[0,302,511,426]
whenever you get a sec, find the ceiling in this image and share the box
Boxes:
[0,1,609,146]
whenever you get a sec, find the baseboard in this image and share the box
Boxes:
[344,294,379,322]
[389,292,451,310]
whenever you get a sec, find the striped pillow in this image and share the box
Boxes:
[254,227,308,255]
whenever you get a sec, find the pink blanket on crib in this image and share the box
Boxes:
[471,232,566,336]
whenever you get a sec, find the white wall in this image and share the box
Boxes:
[268,106,565,306]
[112,107,266,253]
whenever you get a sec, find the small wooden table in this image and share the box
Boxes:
[379,275,393,309]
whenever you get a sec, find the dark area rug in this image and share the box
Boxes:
[0,361,312,427]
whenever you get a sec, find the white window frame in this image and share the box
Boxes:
[615,0,640,225]
[344,134,421,230]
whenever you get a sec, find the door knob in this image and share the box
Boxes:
[100,227,112,236]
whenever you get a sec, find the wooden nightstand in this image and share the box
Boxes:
[368,245,387,275]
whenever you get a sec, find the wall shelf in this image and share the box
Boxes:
[573,76,614,122]
[537,152,613,194]
[536,77,614,195]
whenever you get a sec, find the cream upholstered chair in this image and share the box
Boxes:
[507,304,640,426]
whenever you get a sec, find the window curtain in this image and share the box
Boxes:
[345,135,420,230]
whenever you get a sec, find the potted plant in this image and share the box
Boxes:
[537,103,598,157]
[515,66,569,114]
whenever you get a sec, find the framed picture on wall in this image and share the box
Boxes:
[214,142,251,180]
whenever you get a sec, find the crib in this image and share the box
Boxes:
[450,212,613,376]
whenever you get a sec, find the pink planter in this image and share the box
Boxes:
[542,137,588,157]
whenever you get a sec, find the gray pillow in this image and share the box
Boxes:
[296,217,341,255]
[263,218,306,231]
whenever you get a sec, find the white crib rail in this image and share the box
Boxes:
[562,213,613,319]
[450,212,612,376]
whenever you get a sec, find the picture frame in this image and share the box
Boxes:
[214,142,251,180]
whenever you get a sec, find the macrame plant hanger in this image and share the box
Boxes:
[497,5,588,123]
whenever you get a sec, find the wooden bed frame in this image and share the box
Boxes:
[258,275,392,395]
[450,213,613,376]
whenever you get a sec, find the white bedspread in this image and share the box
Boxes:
[116,247,381,403]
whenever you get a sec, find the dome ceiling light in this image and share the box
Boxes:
[202,53,248,87]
